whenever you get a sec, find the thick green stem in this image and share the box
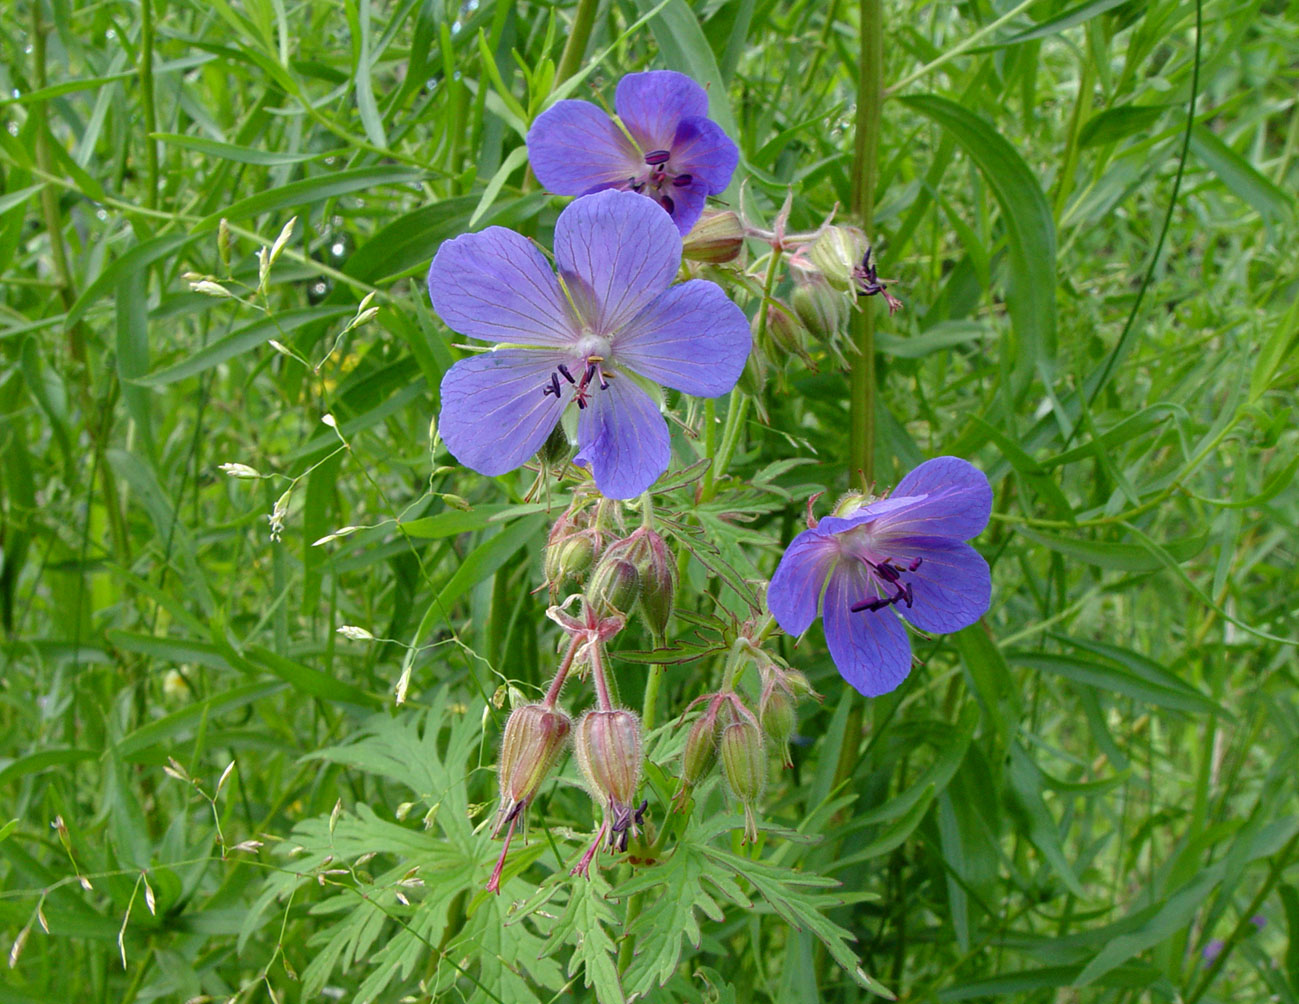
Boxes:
[140,0,160,210]
[554,0,600,87]
[848,0,883,488]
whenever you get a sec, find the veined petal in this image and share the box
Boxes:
[671,117,739,195]
[822,562,914,698]
[615,71,709,152]
[814,494,927,536]
[614,279,750,397]
[429,228,575,347]
[574,375,669,499]
[527,99,640,195]
[554,190,682,333]
[654,182,708,236]
[883,456,993,541]
[767,529,839,636]
[439,350,566,477]
[897,538,991,634]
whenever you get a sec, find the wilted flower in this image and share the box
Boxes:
[766,457,992,697]
[428,189,750,499]
[527,70,739,236]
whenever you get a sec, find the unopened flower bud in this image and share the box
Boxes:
[538,422,571,467]
[809,225,869,293]
[720,720,766,843]
[738,344,767,398]
[617,528,676,641]
[218,218,232,269]
[682,210,745,264]
[586,556,640,618]
[764,301,814,366]
[576,709,644,849]
[759,686,797,768]
[792,273,847,343]
[680,714,718,788]
[495,703,572,831]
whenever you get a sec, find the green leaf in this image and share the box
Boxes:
[536,874,626,1004]
[1015,526,1208,573]
[900,95,1057,392]
[0,749,97,788]
[194,166,425,231]
[400,503,544,539]
[1190,124,1294,226]
[1078,104,1171,148]
[136,305,350,385]
[151,132,342,165]
[65,233,197,330]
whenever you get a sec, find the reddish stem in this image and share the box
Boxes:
[486,813,518,895]
[543,633,583,709]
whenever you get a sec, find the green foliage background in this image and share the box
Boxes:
[0,0,1297,1001]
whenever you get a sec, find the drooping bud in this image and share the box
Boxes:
[495,703,572,832]
[792,272,848,343]
[680,713,718,789]
[764,301,815,367]
[575,709,644,849]
[682,209,745,264]
[616,528,676,641]
[586,556,640,619]
[808,224,868,293]
[720,720,766,844]
[759,686,797,769]
[218,218,233,270]
[737,342,767,398]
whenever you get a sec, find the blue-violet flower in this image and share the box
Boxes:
[766,457,992,697]
[428,189,751,499]
[526,70,739,236]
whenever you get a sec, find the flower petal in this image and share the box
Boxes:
[671,116,739,195]
[822,561,914,697]
[527,99,640,195]
[897,538,991,634]
[615,71,709,152]
[883,456,993,541]
[649,181,708,236]
[767,529,839,636]
[554,189,682,333]
[429,228,575,346]
[574,375,670,499]
[438,350,566,476]
[614,279,750,397]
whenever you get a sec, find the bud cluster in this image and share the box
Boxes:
[584,526,676,641]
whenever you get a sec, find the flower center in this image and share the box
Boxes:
[836,527,923,614]
[624,149,694,215]
[541,335,617,411]
[849,556,923,614]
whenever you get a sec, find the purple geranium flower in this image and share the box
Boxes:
[526,70,739,236]
[428,189,750,499]
[766,458,993,697]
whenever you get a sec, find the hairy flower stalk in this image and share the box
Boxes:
[486,636,583,894]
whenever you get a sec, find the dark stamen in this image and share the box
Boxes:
[908,557,923,572]
[672,173,693,187]
[872,560,900,584]
[583,362,597,384]
[629,179,644,193]
[556,363,575,383]
[659,194,675,214]
[644,149,670,166]
[550,373,562,397]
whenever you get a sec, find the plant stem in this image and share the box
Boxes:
[554,0,600,87]
[140,0,160,210]
[589,640,614,711]
[543,634,583,708]
[848,0,883,488]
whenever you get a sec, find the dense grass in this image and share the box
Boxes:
[1,0,1296,1001]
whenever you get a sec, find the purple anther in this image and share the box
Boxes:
[644,149,671,166]
[873,560,900,584]
[672,173,693,188]
[659,195,675,214]
[902,583,914,608]
[908,557,923,572]
[556,363,575,383]
[583,362,597,384]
